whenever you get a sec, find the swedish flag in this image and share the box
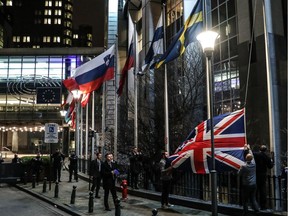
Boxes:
[155,0,203,68]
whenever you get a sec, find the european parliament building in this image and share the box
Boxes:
[0,0,286,212]
[0,0,287,170]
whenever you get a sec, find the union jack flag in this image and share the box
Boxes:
[169,108,246,174]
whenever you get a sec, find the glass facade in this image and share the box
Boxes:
[0,54,80,127]
[209,0,241,114]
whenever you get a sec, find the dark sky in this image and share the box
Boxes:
[73,0,106,47]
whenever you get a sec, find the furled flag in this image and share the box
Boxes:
[117,14,135,96]
[141,13,164,72]
[169,108,246,174]
[63,45,115,94]
[155,0,203,68]
[80,92,91,107]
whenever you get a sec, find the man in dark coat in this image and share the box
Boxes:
[90,152,102,198]
[52,148,65,182]
[31,153,43,184]
[129,147,142,189]
[101,152,118,211]
[238,151,260,215]
[253,145,274,210]
[68,151,78,182]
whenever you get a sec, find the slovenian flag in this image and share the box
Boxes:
[64,45,115,94]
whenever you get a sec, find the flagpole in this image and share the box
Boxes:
[102,48,107,156]
[114,35,118,160]
[162,3,169,153]
[133,21,138,149]
[262,0,281,209]
[85,102,89,160]
[91,91,95,159]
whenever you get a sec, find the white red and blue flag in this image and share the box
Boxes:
[63,45,115,94]
[117,14,135,96]
[169,108,246,174]
[141,13,164,72]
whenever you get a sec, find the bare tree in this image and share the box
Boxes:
[117,43,206,160]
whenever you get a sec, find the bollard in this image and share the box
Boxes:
[32,174,36,188]
[88,191,94,213]
[54,181,59,198]
[152,208,158,216]
[23,172,27,185]
[70,185,77,204]
[115,198,121,216]
[42,177,47,193]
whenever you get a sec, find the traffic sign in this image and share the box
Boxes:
[44,123,59,143]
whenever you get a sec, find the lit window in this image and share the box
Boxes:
[44,10,52,15]
[32,45,40,48]
[13,36,21,42]
[44,18,51,24]
[45,1,52,7]
[64,21,72,28]
[43,36,51,43]
[55,10,62,16]
[23,36,30,43]
[73,34,78,39]
[6,0,12,6]
[65,38,71,45]
[55,1,62,7]
[54,18,61,25]
[65,12,72,19]
[53,36,61,43]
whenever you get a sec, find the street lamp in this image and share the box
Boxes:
[71,89,82,157]
[197,30,219,216]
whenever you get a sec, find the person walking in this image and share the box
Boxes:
[68,151,78,182]
[159,151,173,209]
[253,144,274,210]
[31,152,43,184]
[238,149,259,216]
[101,152,119,211]
[129,147,142,189]
[90,152,102,198]
[52,148,65,182]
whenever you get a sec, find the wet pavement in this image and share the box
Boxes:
[13,160,286,216]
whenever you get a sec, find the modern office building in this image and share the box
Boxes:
[125,0,287,173]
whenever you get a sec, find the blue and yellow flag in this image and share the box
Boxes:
[155,0,203,68]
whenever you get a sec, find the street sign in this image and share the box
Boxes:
[44,123,59,143]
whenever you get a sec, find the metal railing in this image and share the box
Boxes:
[77,158,287,212]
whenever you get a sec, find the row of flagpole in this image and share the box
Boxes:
[59,0,282,213]
[62,0,204,158]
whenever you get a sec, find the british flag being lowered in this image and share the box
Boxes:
[169,108,246,174]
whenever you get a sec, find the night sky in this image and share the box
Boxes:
[73,0,106,47]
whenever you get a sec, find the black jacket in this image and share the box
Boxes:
[101,160,118,189]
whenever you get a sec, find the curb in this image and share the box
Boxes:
[14,184,84,216]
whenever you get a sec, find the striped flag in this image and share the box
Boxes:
[117,14,135,96]
[63,45,115,94]
[155,0,203,68]
[142,13,164,71]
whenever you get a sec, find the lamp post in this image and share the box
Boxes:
[197,31,219,216]
[71,89,82,157]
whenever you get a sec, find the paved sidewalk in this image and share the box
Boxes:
[14,167,286,216]
[15,168,231,216]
